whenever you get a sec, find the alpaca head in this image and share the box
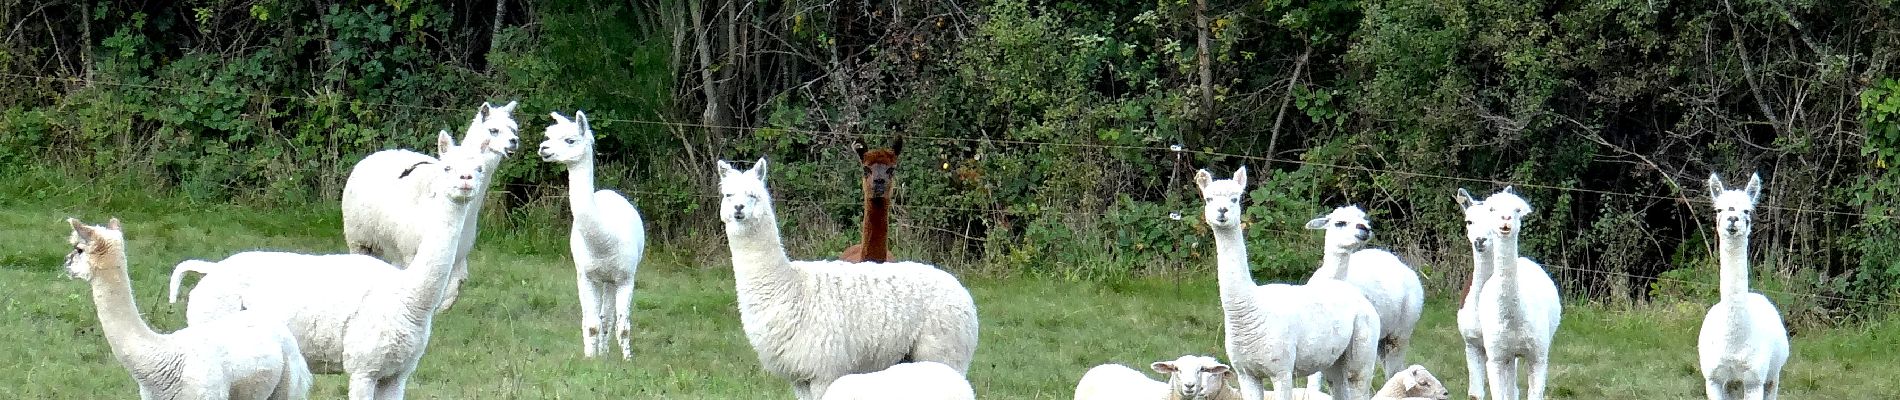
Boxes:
[1194,166,1248,229]
[435,130,490,204]
[466,101,521,156]
[855,137,902,201]
[718,157,773,228]
[1478,188,1532,241]
[1306,205,1373,253]
[64,217,125,281]
[1387,364,1451,400]
[538,110,594,166]
[1707,172,1762,238]
[1151,355,1233,399]
[1454,188,1492,253]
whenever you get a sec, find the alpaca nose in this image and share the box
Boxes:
[459,173,473,180]
[735,204,745,213]
[1502,215,1514,221]
[1217,207,1229,216]
[1728,216,1739,223]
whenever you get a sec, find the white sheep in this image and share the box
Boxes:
[64,218,311,400]
[1195,167,1380,400]
[1472,189,1562,400]
[171,132,489,399]
[340,100,520,312]
[717,157,980,400]
[1262,364,1451,400]
[538,110,646,360]
[821,361,976,400]
[1074,355,1242,400]
[1697,173,1789,400]
[1304,206,1425,378]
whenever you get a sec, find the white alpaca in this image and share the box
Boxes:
[821,361,976,400]
[1304,206,1425,378]
[1074,355,1242,400]
[539,110,646,360]
[64,218,311,400]
[1472,189,1562,400]
[718,158,980,400]
[171,132,488,399]
[1195,167,1380,400]
[1697,173,1790,400]
[341,100,520,311]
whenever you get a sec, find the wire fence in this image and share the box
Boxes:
[6,70,1890,309]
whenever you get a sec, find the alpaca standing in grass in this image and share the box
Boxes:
[718,157,979,400]
[1196,167,1380,400]
[1697,173,1789,400]
[1452,188,1499,400]
[1305,206,1424,379]
[841,138,901,263]
[173,132,488,399]
[539,110,645,360]
[1473,190,1562,400]
[65,218,311,400]
[342,100,519,312]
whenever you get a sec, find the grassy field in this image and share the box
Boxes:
[2,188,1898,399]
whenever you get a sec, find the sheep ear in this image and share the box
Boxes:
[1707,173,1724,200]
[1150,361,1178,374]
[1206,364,1230,376]
[1232,166,1248,188]
[1745,172,1763,202]
[437,131,457,156]
[1194,169,1213,191]
[1455,188,1475,209]
[106,218,121,230]
[1305,216,1330,230]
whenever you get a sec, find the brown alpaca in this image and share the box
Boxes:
[842,138,901,263]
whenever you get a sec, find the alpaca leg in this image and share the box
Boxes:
[613,281,635,360]
[375,375,409,400]
[436,258,470,311]
[1304,373,1323,395]
[1525,356,1550,400]
[1235,374,1266,400]
[1742,385,1767,400]
[1268,372,1297,400]
[1702,380,1724,400]
[1380,335,1409,380]
[1486,357,1520,400]
[1464,340,1488,400]
[792,380,815,400]
[348,375,379,400]
[1764,378,1779,400]
[576,276,604,358]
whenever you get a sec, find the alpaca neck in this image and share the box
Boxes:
[1210,227,1258,310]
[1315,246,1353,282]
[1493,233,1522,299]
[398,198,474,320]
[859,195,890,262]
[728,206,804,303]
[565,153,613,250]
[88,256,163,359]
[1463,245,1495,309]
[1718,232,1750,303]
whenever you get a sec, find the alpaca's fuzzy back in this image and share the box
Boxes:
[343,149,449,264]
[1331,249,1424,344]
[181,252,396,373]
[737,260,979,393]
[167,311,312,399]
[1231,280,1378,380]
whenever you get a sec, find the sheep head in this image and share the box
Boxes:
[1152,355,1234,400]
[1380,364,1450,400]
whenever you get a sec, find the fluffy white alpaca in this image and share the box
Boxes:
[538,110,646,360]
[1472,189,1562,400]
[1074,355,1242,400]
[171,132,488,399]
[341,100,519,311]
[1195,167,1380,400]
[1304,206,1425,379]
[718,158,980,400]
[65,218,311,400]
[1697,173,1790,400]
[821,361,976,400]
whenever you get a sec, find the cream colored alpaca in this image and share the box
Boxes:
[539,110,645,359]
[65,218,310,400]
[1697,173,1790,400]
[1473,190,1562,400]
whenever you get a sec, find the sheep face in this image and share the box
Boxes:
[1391,365,1450,400]
[1194,167,1248,229]
[538,111,592,165]
[63,218,124,281]
[1305,205,1372,252]
[1477,189,1532,240]
[470,101,521,155]
[1707,172,1762,238]
[436,131,489,204]
[1454,188,1491,252]
[1152,355,1233,399]
[717,158,772,227]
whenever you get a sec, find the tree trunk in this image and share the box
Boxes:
[486,0,507,72]
[692,0,731,137]
[1193,0,1213,147]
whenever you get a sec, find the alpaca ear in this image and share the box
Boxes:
[1707,173,1725,200]
[437,131,457,156]
[1305,216,1330,230]
[1232,166,1248,187]
[854,139,869,159]
[494,100,518,115]
[574,110,590,136]
[68,218,93,242]
[1455,188,1475,209]
[890,136,904,156]
[750,157,769,181]
[1745,172,1763,202]
[549,111,572,125]
[1150,361,1178,374]
[1194,169,1214,191]
[717,160,737,176]
[106,218,121,230]
[1501,185,1515,195]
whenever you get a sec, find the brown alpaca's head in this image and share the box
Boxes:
[857,138,902,201]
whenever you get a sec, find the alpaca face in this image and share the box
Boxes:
[436,131,489,204]
[1306,205,1373,252]
[860,149,898,200]
[538,111,592,165]
[718,158,772,226]
[1152,355,1233,399]
[63,218,124,281]
[1455,188,1492,252]
[1708,172,1762,237]
[1194,167,1248,229]
[1479,189,1532,240]
[469,101,522,155]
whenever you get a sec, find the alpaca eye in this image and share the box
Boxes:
[443,165,452,172]
[565,138,576,144]
[489,128,500,134]
[1334,221,1346,227]
[72,246,83,254]
[475,167,484,173]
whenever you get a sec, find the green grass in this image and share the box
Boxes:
[2,190,1898,398]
